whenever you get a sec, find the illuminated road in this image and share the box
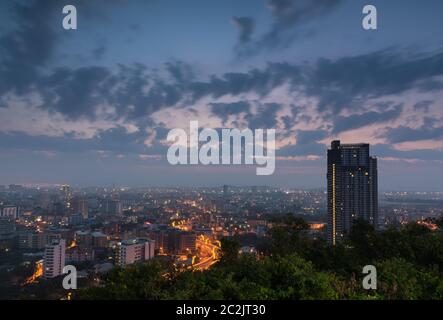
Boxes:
[22,259,43,286]
[192,235,221,271]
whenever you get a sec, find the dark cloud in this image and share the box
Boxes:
[266,0,342,35]
[190,62,302,100]
[0,0,151,96]
[1,2,440,130]
[413,100,433,112]
[332,104,403,134]
[188,50,443,127]
[234,0,343,56]
[2,38,443,136]
[165,61,195,84]
[245,103,282,129]
[37,63,184,121]
[40,66,111,120]
[210,102,250,125]
[0,126,168,156]
[1,2,443,156]
[231,16,255,43]
[307,49,443,113]
[295,130,328,145]
[113,74,183,121]
[0,0,59,94]
[273,129,328,159]
[372,143,443,161]
[385,121,443,144]
[277,140,325,157]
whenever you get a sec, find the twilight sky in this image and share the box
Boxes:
[1,0,443,190]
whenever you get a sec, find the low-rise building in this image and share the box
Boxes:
[115,238,155,267]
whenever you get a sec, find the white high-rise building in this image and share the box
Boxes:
[116,238,155,267]
[0,205,18,219]
[43,239,66,278]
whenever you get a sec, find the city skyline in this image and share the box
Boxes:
[1,0,443,305]
[1,0,443,190]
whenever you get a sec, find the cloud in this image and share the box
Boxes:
[295,130,328,145]
[1,3,443,165]
[332,104,403,134]
[307,49,443,113]
[372,143,443,161]
[231,16,255,43]
[378,156,443,164]
[413,100,433,112]
[2,48,443,161]
[165,61,195,84]
[276,155,322,161]
[0,0,153,97]
[385,121,443,144]
[0,0,59,95]
[277,139,325,158]
[393,139,443,152]
[138,154,162,161]
[40,66,112,120]
[210,101,250,125]
[245,102,282,129]
[0,126,169,156]
[4,5,442,133]
[265,0,342,36]
[233,0,344,56]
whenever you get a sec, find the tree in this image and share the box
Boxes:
[76,215,443,300]
[263,213,310,257]
[218,238,240,265]
[376,258,443,300]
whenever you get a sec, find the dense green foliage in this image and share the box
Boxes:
[78,215,443,300]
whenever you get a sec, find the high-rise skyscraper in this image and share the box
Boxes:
[70,197,89,219]
[223,185,229,198]
[99,198,122,215]
[327,140,378,245]
[43,239,66,278]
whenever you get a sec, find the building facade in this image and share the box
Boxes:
[18,231,61,250]
[327,140,378,245]
[0,205,18,219]
[115,238,155,267]
[0,217,16,240]
[70,197,89,219]
[43,239,66,278]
